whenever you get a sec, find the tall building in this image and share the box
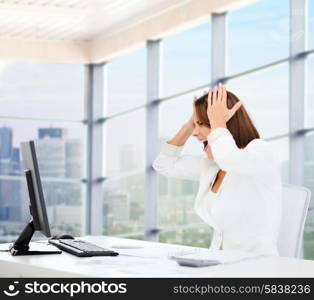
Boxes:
[66,139,82,178]
[35,127,82,222]
[0,130,22,222]
[11,148,21,174]
[38,128,68,139]
[0,127,12,159]
[36,128,66,178]
[36,128,67,208]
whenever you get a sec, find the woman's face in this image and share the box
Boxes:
[192,115,213,160]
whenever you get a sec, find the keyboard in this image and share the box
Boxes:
[49,239,119,257]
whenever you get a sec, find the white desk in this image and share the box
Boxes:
[0,236,314,277]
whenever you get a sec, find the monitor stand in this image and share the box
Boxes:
[9,220,61,256]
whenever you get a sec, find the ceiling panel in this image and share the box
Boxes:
[0,0,256,63]
[0,0,192,42]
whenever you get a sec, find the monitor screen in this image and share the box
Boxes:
[20,141,51,237]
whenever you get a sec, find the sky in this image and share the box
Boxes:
[0,0,313,174]
[0,62,85,148]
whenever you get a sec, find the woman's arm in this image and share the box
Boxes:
[153,126,211,181]
[207,127,278,177]
[153,105,216,181]
[166,123,193,146]
[206,84,277,177]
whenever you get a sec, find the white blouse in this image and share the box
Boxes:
[153,127,283,256]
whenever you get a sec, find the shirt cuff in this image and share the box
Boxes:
[161,142,184,157]
[207,127,230,145]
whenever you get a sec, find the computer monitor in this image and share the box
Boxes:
[9,140,61,256]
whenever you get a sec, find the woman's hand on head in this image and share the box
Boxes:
[206,83,242,130]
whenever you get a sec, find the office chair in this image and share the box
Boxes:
[277,184,311,258]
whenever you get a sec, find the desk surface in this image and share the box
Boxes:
[1,236,314,278]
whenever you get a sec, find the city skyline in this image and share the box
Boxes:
[0,125,83,242]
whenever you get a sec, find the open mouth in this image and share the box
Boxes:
[203,140,208,152]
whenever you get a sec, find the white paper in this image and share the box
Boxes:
[172,249,266,264]
[114,245,209,259]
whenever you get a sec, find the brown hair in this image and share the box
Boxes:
[194,91,260,148]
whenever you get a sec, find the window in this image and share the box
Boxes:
[103,173,145,238]
[103,109,146,237]
[104,109,145,177]
[227,0,289,75]
[226,63,289,139]
[304,131,314,259]
[268,137,289,184]
[304,2,314,257]
[105,48,146,116]
[103,48,146,238]
[161,22,211,97]
[308,0,314,50]
[0,120,85,242]
[158,90,213,247]
[0,62,85,243]
[0,62,84,121]
[306,55,314,128]
[98,0,310,257]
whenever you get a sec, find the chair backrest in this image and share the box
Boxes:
[277,184,311,258]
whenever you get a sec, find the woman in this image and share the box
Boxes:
[153,83,282,256]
